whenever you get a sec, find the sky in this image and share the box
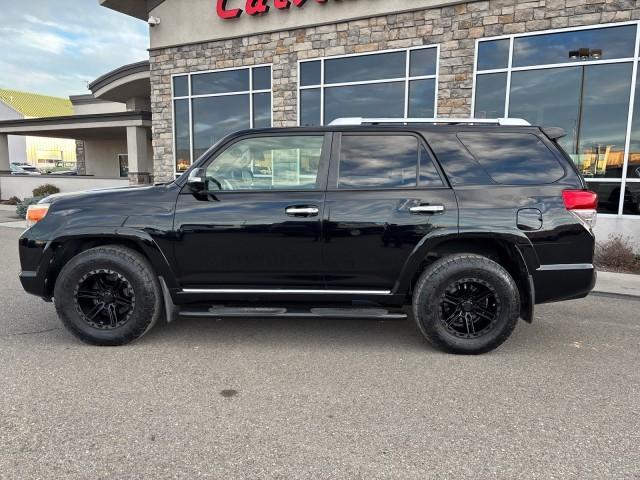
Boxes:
[0,0,149,98]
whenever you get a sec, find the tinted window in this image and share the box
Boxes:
[252,66,271,90]
[513,25,636,67]
[477,39,510,71]
[253,93,271,128]
[338,136,419,189]
[325,52,406,84]
[192,95,250,159]
[325,83,405,124]
[409,48,437,77]
[207,136,324,191]
[474,73,507,119]
[300,89,321,126]
[300,61,321,86]
[192,69,250,95]
[174,99,190,172]
[458,132,565,185]
[422,132,494,185]
[408,79,435,118]
[173,76,189,97]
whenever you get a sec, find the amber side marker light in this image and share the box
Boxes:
[25,204,50,228]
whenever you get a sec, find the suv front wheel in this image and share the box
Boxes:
[53,245,163,346]
[413,254,520,355]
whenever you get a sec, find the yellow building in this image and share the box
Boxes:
[0,88,77,171]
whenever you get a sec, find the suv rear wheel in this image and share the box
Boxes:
[412,254,520,355]
[53,245,162,346]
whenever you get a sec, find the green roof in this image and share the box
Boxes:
[0,88,73,118]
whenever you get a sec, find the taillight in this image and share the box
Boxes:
[562,190,598,229]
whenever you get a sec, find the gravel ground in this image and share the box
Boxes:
[0,227,639,480]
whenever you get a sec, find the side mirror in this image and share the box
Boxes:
[187,168,206,191]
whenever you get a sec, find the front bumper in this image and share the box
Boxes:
[18,233,53,300]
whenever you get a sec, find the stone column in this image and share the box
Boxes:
[126,126,152,185]
[0,134,10,174]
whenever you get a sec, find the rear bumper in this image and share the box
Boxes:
[533,263,597,304]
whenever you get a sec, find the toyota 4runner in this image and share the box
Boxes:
[18,118,598,354]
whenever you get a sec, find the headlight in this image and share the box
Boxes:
[26,204,50,228]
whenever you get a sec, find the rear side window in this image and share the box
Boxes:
[458,132,565,185]
[337,135,443,189]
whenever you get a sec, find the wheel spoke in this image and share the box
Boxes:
[465,315,476,335]
[472,291,493,304]
[474,307,494,322]
[77,289,100,300]
[107,304,118,327]
[115,295,132,307]
[86,302,106,321]
[444,310,461,326]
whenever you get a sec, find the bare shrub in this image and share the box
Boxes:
[595,234,640,273]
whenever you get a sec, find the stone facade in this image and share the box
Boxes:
[149,0,640,182]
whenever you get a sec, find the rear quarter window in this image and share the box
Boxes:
[457,132,566,185]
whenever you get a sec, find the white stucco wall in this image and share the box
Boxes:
[72,101,126,115]
[594,216,640,252]
[83,138,128,178]
[0,175,129,200]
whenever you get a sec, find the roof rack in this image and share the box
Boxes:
[328,117,531,126]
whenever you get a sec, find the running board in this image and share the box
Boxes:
[179,306,407,320]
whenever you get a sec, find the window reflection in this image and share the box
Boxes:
[408,79,435,118]
[458,133,565,185]
[192,69,250,95]
[474,72,507,118]
[626,62,640,179]
[338,136,419,189]
[512,25,636,67]
[325,83,405,124]
[325,52,406,84]
[586,182,622,214]
[173,76,189,97]
[206,136,323,191]
[622,182,640,215]
[300,89,321,126]
[477,39,510,71]
[174,100,190,172]
[192,95,250,160]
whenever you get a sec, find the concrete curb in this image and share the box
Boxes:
[593,270,640,298]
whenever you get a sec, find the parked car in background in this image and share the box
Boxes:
[48,169,78,176]
[10,163,41,175]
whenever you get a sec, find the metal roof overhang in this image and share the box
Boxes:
[0,111,151,140]
[99,0,166,20]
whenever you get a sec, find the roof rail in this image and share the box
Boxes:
[328,117,531,126]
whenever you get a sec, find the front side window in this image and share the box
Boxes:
[299,47,439,126]
[337,135,443,189]
[205,136,324,191]
[172,65,272,174]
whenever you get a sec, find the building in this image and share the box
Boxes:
[0,62,152,200]
[0,89,77,170]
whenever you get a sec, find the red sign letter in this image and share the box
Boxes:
[217,0,242,19]
[245,0,270,15]
[274,0,290,9]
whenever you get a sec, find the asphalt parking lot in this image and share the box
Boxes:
[0,226,639,480]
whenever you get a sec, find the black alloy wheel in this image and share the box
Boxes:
[439,278,500,339]
[73,269,136,330]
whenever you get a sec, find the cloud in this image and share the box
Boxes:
[0,0,149,98]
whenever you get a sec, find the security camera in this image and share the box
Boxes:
[148,16,161,27]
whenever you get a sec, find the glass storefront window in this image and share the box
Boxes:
[299,46,439,126]
[477,39,510,71]
[475,23,640,216]
[172,66,273,172]
[474,72,507,118]
[512,25,636,67]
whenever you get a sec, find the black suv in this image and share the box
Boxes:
[18,118,598,354]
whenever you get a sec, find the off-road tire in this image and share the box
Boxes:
[412,254,520,355]
[53,245,163,346]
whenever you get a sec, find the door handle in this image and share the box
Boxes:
[285,206,320,217]
[409,204,445,214]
